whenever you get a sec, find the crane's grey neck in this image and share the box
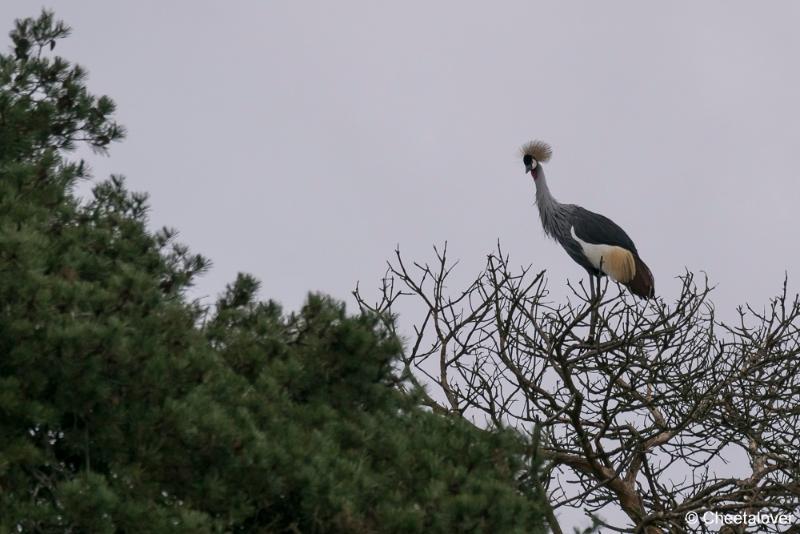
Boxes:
[533,168,568,240]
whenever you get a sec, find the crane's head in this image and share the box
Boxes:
[520,140,552,178]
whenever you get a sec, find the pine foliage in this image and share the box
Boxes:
[0,12,547,533]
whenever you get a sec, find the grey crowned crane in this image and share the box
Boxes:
[522,140,655,300]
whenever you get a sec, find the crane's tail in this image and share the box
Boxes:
[625,256,655,300]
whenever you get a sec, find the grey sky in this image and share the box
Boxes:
[2,1,798,316]
[3,1,800,528]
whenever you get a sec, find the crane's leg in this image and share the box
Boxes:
[589,273,599,342]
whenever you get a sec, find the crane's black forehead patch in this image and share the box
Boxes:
[523,154,533,165]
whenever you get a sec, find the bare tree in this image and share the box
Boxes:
[355,244,800,534]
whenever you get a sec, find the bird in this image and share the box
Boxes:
[521,140,655,300]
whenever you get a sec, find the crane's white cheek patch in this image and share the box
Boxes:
[570,226,636,283]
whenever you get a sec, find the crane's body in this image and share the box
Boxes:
[522,141,655,299]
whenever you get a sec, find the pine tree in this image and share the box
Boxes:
[0,12,546,533]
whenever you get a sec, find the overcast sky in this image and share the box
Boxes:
[3,1,799,317]
[3,1,800,527]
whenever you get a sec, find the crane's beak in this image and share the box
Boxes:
[524,162,533,174]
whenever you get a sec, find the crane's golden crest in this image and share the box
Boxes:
[520,140,552,163]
